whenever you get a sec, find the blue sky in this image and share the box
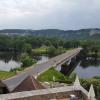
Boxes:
[0,0,100,30]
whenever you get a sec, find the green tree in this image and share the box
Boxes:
[21,54,36,67]
[22,43,32,53]
[47,46,56,56]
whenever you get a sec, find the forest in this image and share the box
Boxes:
[0,35,100,53]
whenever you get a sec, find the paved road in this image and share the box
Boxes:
[3,48,82,92]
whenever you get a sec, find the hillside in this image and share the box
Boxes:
[0,28,100,40]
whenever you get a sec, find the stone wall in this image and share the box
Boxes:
[9,91,88,100]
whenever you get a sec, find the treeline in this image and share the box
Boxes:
[0,35,100,53]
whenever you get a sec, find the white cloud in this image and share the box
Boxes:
[0,0,100,29]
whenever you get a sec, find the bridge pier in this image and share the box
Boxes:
[60,55,80,76]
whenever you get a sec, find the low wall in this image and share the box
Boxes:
[0,86,89,100]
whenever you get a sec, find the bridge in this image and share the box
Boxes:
[3,48,82,92]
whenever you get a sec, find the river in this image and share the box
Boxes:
[75,58,100,78]
[56,57,100,78]
[0,52,49,71]
[0,52,100,78]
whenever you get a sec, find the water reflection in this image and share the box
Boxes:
[57,57,100,78]
[0,52,21,71]
[75,58,100,78]
[0,60,21,71]
[36,56,49,64]
[0,52,49,71]
[0,52,20,63]
[75,65,100,78]
[80,57,100,68]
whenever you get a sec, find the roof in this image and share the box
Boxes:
[88,84,95,98]
[0,80,6,87]
[74,75,80,87]
[0,80,9,93]
[12,75,45,92]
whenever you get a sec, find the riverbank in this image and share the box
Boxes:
[0,71,16,80]
[0,54,37,80]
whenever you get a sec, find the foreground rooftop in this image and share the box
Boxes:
[0,75,96,100]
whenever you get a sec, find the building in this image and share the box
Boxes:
[0,75,96,100]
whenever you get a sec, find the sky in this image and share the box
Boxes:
[0,0,100,30]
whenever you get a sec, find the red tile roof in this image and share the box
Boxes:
[12,75,45,92]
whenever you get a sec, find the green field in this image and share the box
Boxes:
[37,67,72,83]
[0,71,16,80]
[32,46,69,56]
[32,47,48,54]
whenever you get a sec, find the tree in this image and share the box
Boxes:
[20,54,36,67]
[22,43,32,53]
[47,46,56,56]
[44,40,51,46]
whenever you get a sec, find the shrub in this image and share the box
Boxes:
[20,54,36,67]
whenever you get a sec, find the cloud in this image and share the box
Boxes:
[0,0,100,29]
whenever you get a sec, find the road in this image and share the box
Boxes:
[3,48,82,92]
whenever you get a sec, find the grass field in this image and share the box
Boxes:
[37,67,71,83]
[32,46,69,55]
[32,47,48,54]
[0,71,16,80]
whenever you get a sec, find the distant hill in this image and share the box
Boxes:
[0,28,100,40]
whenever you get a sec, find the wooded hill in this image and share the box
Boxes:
[0,28,100,40]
